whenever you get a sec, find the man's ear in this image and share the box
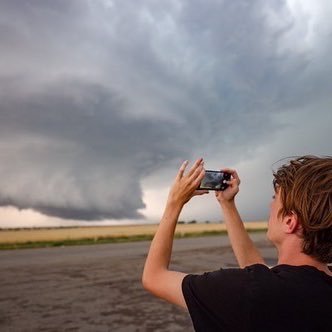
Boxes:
[282,211,300,234]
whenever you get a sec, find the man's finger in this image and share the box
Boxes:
[221,168,240,185]
[176,160,188,180]
[192,168,205,187]
[234,173,240,185]
[221,167,235,175]
[194,190,209,196]
[189,164,205,182]
[230,170,240,185]
[188,158,203,177]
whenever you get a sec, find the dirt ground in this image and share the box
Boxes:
[0,233,277,332]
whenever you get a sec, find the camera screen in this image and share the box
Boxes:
[199,171,230,191]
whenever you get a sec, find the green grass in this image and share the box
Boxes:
[0,228,266,250]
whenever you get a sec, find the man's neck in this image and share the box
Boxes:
[276,240,332,276]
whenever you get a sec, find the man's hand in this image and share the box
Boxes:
[167,158,209,207]
[215,169,240,204]
[214,168,266,268]
[142,158,209,308]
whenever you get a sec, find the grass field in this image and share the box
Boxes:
[0,221,268,249]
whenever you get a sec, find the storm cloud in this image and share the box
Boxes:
[0,0,331,223]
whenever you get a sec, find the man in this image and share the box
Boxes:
[142,156,332,331]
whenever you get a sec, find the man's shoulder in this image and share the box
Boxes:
[183,264,270,283]
[182,264,267,297]
[183,263,332,291]
[244,263,332,296]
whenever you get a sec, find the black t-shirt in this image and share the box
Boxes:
[182,264,332,332]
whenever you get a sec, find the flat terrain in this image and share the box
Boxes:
[0,233,277,332]
[0,222,267,244]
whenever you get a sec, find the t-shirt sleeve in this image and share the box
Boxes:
[182,268,251,331]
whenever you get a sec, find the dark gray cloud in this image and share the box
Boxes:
[0,78,191,219]
[0,0,331,221]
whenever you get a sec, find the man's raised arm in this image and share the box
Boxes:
[215,169,266,268]
[142,158,208,308]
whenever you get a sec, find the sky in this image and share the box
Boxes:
[0,0,331,228]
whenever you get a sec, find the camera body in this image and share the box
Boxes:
[198,170,231,191]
